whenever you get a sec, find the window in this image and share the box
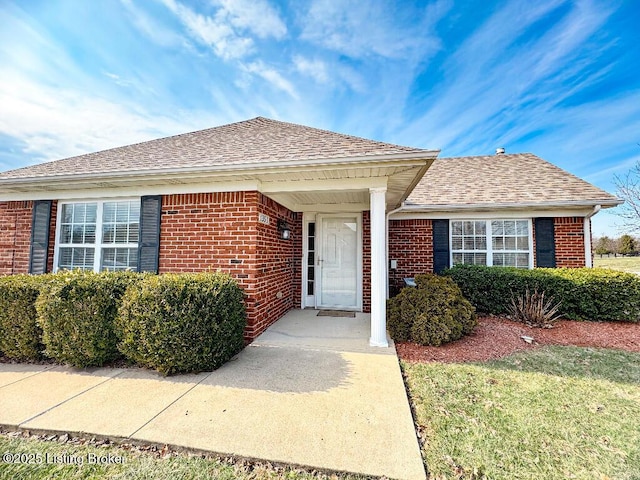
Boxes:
[306,222,316,295]
[451,220,487,266]
[491,220,530,268]
[451,219,532,269]
[57,200,140,272]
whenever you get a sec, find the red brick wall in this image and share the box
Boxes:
[0,200,59,275]
[388,216,587,274]
[388,219,434,293]
[250,194,298,339]
[554,216,586,267]
[0,201,32,275]
[158,192,258,275]
[158,191,297,341]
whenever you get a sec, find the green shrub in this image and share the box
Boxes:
[37,270,140,367]
[443,265,640,322]
[387,274,477,346]
[117,272,246,375]
[0,274,48,360]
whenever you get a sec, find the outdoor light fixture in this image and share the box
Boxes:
[277,219,291,240]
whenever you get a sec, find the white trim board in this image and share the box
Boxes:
[390,208,596,220]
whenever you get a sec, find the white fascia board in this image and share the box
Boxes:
[0,180,262,202]
[0,151,438,187]
[391,207,598,220]
[260,176,388,193]
[395,199,622,215]
[289,202,370,213]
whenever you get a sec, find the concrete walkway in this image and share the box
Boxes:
[0,310,425,480]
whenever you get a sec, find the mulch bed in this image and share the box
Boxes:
[396,316,640,363]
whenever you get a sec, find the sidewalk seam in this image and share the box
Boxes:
[18,370,126,426]
[0,365,57,390]
[127,371,214,438]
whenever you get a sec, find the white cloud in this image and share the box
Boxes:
[160,0,286,60]
[119,0,185,48]
[214,0,286,39]
[300,0,448,60]
[293,56,329,84]
[161,0,253,59]
[292,55,367,93]
[242,61,299,100]
[0,71,221,163]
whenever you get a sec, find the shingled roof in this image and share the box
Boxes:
[0,117,430,180]
[406,153,621,208]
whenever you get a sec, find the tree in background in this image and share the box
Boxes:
[618,234,637,256]
[594,236,613,257]
[614,156,640,233]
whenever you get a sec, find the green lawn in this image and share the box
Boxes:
[594,255,640,273]
[403,346,640,480]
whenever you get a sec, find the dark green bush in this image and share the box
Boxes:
[443,265,640,322]
[37,271,140,367]
[387,274,477,346]
[117,272,246,375]
[0,274,48,360]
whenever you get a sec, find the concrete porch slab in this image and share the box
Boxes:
[254,308,395,354]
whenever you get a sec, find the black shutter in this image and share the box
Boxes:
[29,200,52,274]
[137,195,162,273]
[535,218,556,268]
[433,219,450,274]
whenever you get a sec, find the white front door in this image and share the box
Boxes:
[317,214,361,310]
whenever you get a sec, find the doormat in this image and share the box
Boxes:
[317,310,356,318]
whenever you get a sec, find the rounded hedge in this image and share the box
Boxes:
[0,274,47,361]
[387,273,477,346]
[116,272,246,375]
[37,270,139,368]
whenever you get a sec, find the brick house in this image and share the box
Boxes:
[0,118,622,346]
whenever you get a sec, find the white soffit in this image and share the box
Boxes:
[0,159,434,207]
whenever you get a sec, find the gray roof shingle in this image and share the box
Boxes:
[406,153,620,208]
[0,117,429,180]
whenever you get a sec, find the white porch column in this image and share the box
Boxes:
[369,186,388,347]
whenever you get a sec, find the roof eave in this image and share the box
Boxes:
[394,157,438,207]
[0,150,439,186]
[400,199,623,211]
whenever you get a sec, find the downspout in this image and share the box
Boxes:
[584,205,601,268]
[386,203,407,298]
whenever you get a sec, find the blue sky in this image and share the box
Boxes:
[0,0,638,236]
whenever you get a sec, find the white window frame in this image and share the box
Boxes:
[53,198,140,272]
[301,214,318,309]
[449,219,534,269]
